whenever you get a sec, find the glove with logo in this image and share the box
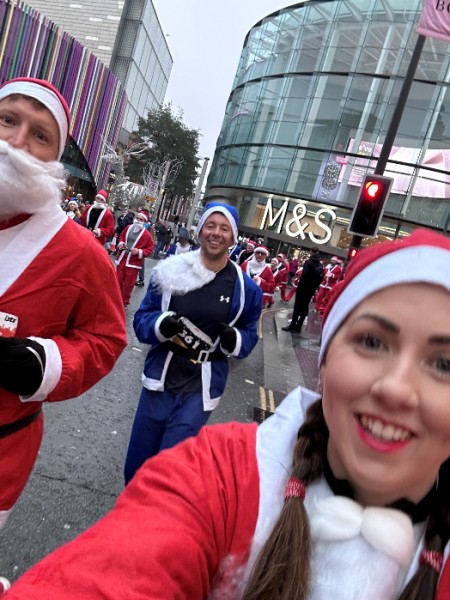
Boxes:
[0,337,46,396]
[219,323,237,354]
[159,314,183,339]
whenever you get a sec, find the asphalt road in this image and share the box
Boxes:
[0,258,266,583]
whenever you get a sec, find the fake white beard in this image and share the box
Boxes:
[93,200,106,209]
[132,221,144,233]
[0,140,66,219]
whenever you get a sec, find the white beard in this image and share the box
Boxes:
[132,222,144,233]
[0,140,66,219]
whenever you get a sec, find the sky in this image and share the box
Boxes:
[152,0,290,163]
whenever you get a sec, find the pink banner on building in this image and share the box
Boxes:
[417,0,450,43]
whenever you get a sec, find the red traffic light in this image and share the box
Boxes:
[348,247,359,260]
[348,174,393,238]
[364,180,383,199]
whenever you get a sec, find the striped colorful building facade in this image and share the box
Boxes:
[0,0,127,188]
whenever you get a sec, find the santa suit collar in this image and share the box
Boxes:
[87,204,107,230]
[0,208,67,296]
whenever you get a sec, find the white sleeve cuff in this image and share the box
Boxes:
[155,311,177,342]
[19,337,62,402]
[220,328,242,357]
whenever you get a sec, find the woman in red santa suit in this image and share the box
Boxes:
[115,212,154,308]
[5,229,450,600]
[241,245,275,307]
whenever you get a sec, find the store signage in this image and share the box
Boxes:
[260,198,337,245]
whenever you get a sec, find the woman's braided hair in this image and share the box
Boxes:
[242,399,327,600]
[242,399,450,600]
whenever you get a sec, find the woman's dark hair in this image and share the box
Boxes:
[242,399,450,600]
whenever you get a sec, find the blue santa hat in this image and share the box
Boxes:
[196,202,239,243]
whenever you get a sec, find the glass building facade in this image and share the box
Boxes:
[205,0,450,254]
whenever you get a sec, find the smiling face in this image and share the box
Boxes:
[321,283,450,506]
[0,95,59,162]
[198,212,234,261]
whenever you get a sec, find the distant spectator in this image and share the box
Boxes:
[288,255,299,284]
[79,189,115,248]
[237,240,256,265]
[165,227,193,256]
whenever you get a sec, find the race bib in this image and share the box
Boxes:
[0,311,19,337]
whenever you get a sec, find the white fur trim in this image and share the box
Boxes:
[20,337,62,402]
[155,311,177,342]
[151,251,216,295]
[0,208,67,297]
[320,245,450,365]
[309,496,415,567]
[0,510,11,530]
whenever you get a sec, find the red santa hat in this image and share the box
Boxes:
[330,256,339,263]
[320,228,450,365]
[254,244,269,255]
[136,211,148,222]
[271,257,280,265]
[278,252,287,261]
[95,189,108,202]
[0,77,71,160]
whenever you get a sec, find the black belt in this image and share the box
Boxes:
[0,409,42,440]
[168,342,225,364]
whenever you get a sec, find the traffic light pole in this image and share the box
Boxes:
[349,34,426,253]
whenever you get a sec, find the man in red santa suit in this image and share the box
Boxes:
[80,188,115,247]
[115,211,154,308]
[241,245,275,307]
[0,77,127,592]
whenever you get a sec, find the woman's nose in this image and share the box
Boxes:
[370,357,419,408]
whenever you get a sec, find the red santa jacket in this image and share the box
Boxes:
[80,204,115,246]
[115,224,154,269]
[324,263,342,289]
[241,260,275,304]
[0,209,127,510]
[6,389,450,599]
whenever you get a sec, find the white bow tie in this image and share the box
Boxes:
[308,496,415,567]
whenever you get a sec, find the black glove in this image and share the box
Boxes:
[159,314,183,339]
[0,337,46,396]
[219,323,237,354]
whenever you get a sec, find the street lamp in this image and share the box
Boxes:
[187,157,210,230]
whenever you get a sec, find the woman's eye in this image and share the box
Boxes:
[434,356,450,375]
[356,333,383,351]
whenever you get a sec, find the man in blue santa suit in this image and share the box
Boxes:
[124,201,263,483]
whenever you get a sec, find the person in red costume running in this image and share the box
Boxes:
[0,77,127,594]
[315,255,343,315]
[4,229,450,600]
[115,211,154,308]
[241,244,275,307]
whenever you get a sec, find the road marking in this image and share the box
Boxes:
[259,386,267,411]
